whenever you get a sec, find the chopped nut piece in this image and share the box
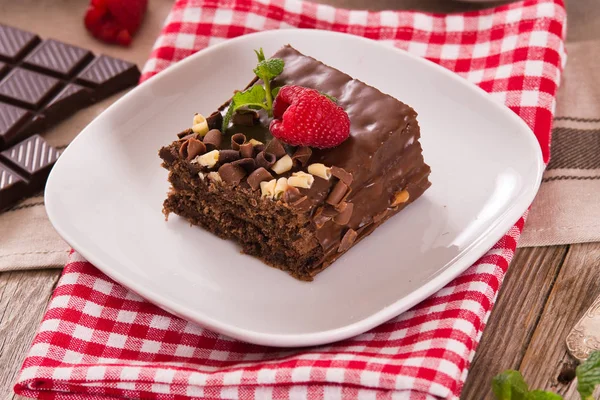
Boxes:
[308,163,331,180]
[274,177,288,200]
[391,189,410,206]
[287,171,314,189]
[192,113,209,136]
[260,179,277,198]
[193,149,219,168]
[248,139,263,146]
[207,171,222,182]
[271,154,293,175]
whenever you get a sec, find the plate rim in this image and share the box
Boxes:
[46,29,544,347]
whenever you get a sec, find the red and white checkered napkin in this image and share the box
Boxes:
[15,0,566,398]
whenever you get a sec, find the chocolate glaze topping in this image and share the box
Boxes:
[215,45,431,255]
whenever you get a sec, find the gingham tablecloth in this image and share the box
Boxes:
[14,0,566,398]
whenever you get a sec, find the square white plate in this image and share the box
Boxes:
[45,30,543,347]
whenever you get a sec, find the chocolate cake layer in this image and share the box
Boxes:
[160,45,431,280]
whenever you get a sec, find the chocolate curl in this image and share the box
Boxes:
[203,129,222,150]
[239,143,254,159]
[232,110,259,126]
[338,229,358,253]
[254,143,265,153]
[247,167,274,190]
[255,151,276,169]
[331,166,353,186]
[178,140,189,159]
[177,128,194,139]
[264,138,286,158]
[218,150,240,164]
[326,181,349,205]
[231,157,256,173]
[206,111,223,130]
[291,146,312,167]
[231,133,246,151]
[333,202,354,225]
[283,186,302,203]
[218,163,246,185]
[290,196,311,212]
[186,137,207,160]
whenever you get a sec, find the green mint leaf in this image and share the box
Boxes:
[272,86,281,99]
[254,48,266,62]
[253,58,285,82]
[493,370,529,400]
[322,92,338,103]
[525,390,563,400]
[221,85,267,131]
[577,351,600,399]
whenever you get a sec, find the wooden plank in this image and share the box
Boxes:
[520,242,600,399]
[0,270,61,400]
[461,245,569,399]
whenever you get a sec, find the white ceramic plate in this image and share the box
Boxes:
[46,30,543,347]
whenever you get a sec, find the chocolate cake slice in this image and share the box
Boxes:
[159,45,431,281]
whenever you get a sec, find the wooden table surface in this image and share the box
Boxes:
[1,1,598,400]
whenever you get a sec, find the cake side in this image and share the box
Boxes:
[159,45,431,280]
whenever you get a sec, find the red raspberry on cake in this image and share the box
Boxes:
[270,85,350,148]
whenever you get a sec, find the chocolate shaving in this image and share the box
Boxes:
[232,110,259,126]
[247,167,274,190]
[206,111,223,130]
[333,202,354,225]
[255,151,276,169]
[331,166,353,186]
[254,144,265,153]
[218,163,246,185]
[178,140,189,159]
[239,142,254,159]
[264,138,286,158]
[326,181,349,205]
[186,137,206,160]
[283,186,303,203]
[159,146,177,164]
[231,157,256,172]
[231,133,246,150]
[291,146,312,167]
[177,128,194,139]
[203,129,222,150]
[218,149,240,164]
[338,229,358,253]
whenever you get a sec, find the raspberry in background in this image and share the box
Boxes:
[84,0,148,46]
[270,85,350,149]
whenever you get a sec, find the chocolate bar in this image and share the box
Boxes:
[0,23,141,149]
[0,23,141,211]
[0,134,59,210]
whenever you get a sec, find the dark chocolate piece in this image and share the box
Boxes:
[42,83,93,124]
[218,163,246,185]
[0,103,32,148]
[23,39,93,78]
[206,111,222,130]
[186,137,206,160]
[76,55,140,100]
[203,129,222,150]
[0,134,59,186]
[264,138,286,158]
[338,229,358,253]
[0,61,7,79]
[0,161,28,210]
[239,143,254,159]
[333,202,354,225]
[331,166,353,186]
[326,181,349,205]
[218,149,240,164]
[247,167,273,190]
[231,158,256,173]
[0,68,62,110]
[230,133,246,151]
[0,24,40,63]
[255,151,276,169]
[292,146,312,167]
[232,110,259,126]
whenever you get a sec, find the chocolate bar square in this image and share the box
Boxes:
[0,68,62,109]
[0,24,40,63]
[24,39,94,79]
[0,103,32,148]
